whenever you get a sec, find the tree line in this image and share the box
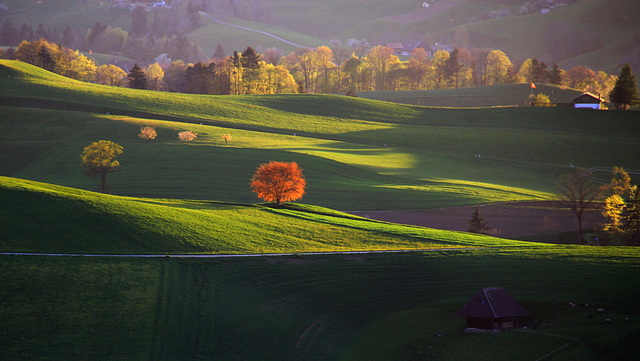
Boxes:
[3,37,635,103]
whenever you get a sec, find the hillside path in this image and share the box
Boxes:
[199,11,312,50]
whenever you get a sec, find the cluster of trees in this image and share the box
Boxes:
[557,167,640,245]
[103,43,627,100]
[124,46,298,94]
[127,44,619,98]
[600,167,640,243]
[9,39,98,82]
[4,36,635,104]
[277,44,619,98]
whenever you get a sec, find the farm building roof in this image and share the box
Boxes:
[457,287,529,319]
[570,92,604,104]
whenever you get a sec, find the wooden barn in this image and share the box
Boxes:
[457,287,529,331]
[570,92,604,109]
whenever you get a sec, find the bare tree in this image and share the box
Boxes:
[556,170,603,244]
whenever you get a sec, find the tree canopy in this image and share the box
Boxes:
[250,161,306,206]
[81,140,123,193]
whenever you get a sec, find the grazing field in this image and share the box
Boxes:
[1,53,640,360]
[1,247,638,360]
[1,176,514,254]
[2,60,639,211]
[357,83,584,107]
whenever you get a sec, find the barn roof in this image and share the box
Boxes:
[570,92,604,104]
[457,287,529,318]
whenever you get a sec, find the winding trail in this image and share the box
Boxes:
[198,11,313,50]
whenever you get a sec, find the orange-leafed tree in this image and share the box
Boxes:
[250,161,306,206]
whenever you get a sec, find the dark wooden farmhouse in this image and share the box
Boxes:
[457,287,529,331]
[570,92,604,109]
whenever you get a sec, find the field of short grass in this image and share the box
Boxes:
[2,60,639,210]
[0,176,532,254]
[1,246,638,360]
[357,83,583,107]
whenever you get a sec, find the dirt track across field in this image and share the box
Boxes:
[350,201,604,240]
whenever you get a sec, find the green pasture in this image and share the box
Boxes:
[2,60,640,210]
[1,246,638,360]
[357,83,584,107]
[0,176,532,254]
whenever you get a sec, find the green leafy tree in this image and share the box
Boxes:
[95,64,128,86]
[468,205,490,234]
[81,140,123,193]
[609,63,640,109]
[485,49,512,86]
[146,63,166,91]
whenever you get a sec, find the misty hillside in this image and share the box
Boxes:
[1,0,638,73]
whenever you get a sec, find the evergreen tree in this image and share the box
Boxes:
[549,63,563,85]
[240,46,261,70]
[128,63,148,89]
[468,205,490,234]
[444,48,463,88]
[609,63,640,109]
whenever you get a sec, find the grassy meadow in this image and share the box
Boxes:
[1,248,639,360]
[1,60,640,360]
[357,83,585,107]
[2,60,639,210]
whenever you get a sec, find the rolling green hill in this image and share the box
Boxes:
[357,83,585,107]
[1,59,639,361]
[1,245,639,360]
[0,176,513,254]
[2,60,640,211]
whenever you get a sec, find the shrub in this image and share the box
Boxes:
[531,93,552,106]
[222,134,232,145]
[138,126,157,140]
[178,131,198,142]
